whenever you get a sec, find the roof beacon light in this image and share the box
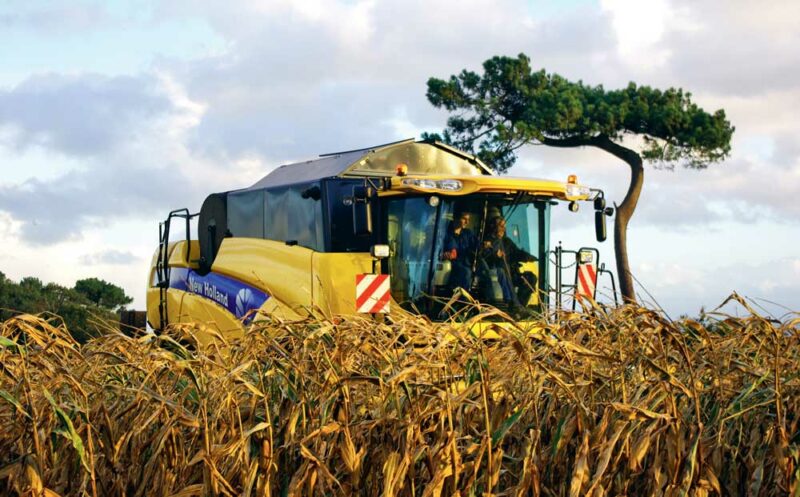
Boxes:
[401,178,463,192]
[565,174,589,198]
[395,163,409,176]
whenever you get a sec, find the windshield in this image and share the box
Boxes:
[385,194,550,320]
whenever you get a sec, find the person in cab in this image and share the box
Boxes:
[442,210,478,291]
[480,216,538,310]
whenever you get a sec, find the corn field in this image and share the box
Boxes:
[1,295,798,496]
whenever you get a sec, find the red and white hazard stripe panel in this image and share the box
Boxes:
[356,274,391,313]
[576,262,597,299]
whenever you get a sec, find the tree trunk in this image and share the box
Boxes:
[541,134,644,303]
[591,135,644,303]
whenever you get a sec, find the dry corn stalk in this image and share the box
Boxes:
[0,296,798,496]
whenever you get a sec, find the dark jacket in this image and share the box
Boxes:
[444,227,478,265]
[481,236,536,269]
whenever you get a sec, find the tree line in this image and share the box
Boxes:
[0,272,132,342]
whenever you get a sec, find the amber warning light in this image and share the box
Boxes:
[567,174,578,184]
[395,163,408,176]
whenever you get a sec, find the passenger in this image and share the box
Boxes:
[480,216,538,308]
[442,211,478,291]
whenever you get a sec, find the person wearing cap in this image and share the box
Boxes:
[480,216,538,309]
[442,210,478,291]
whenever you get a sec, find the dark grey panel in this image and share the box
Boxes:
[198,193,227,270]
[227,190,265,239]
[248,150,368,190]
[265,186,323,251]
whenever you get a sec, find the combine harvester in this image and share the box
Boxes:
[146,139,615,338]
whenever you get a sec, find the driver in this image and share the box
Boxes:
[480,216,538,308]
[442,210,478,290]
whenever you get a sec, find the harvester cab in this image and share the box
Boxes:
[146,139,615,336]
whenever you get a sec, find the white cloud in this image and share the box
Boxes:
[0,219,155,308]
[0,3,110,33]
[79,249,141,266]
[380,107,426,141]
[600,0,676,69]
[0,72,211,244]
[659,0,800,96]
[0,73,174,156]
[640,256,800,319]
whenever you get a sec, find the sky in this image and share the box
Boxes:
[0,0,798,319]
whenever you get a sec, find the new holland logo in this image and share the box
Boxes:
[235,288,255,319]
[355,274,391,313]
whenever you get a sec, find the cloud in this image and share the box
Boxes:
[79,249,140,265]
[0,72,217,244]
[636,256,800,319]
[0,73,175,157]
[585,152,800,228]
[0,3,109,33]
[0,164,191,244]
[158,0,621,162]
[601,0,677,70]
[656,0,800,96]
[771,132,800,168]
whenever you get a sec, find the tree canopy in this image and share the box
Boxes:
[74,277,133,310]
[425,54,734,301]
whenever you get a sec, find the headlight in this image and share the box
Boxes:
[436,179,463,191]
[404,178,438,189]
[402,179,463,191]
[371,244,390,258]
[565,183,590,198]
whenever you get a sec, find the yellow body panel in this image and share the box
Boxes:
[145,288,160,329]
[145,247,161,329]
[146,231,549,334]
[146,285,184,331]
[519,261,540,306]
[253,298,306,322]
[311,252,375,316]
[145,241,201,329]
[464,320,546,340]
[175,291,243,341]
[168,240,200,268]
[147,236,389,336]
[212,238,313,313]
[147,237,549,339]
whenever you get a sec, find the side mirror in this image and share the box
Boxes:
[595,211,607,242]
[352,186,373,235]
[595,206,614,242]
[594,197,606,210]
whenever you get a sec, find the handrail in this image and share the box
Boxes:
[156,208,198,329]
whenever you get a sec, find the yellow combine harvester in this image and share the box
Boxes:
[146,139,612,336]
